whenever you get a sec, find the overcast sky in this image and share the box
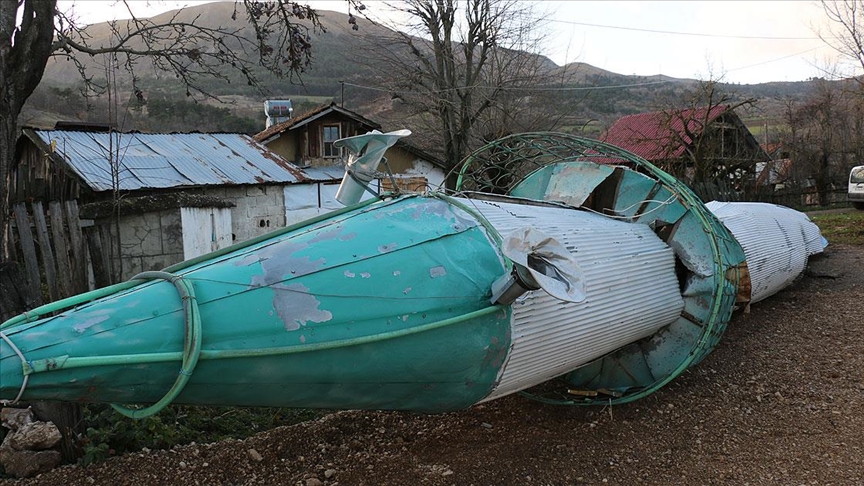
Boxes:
[57,0,845,85]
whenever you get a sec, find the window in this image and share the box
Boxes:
[322,124,341,158]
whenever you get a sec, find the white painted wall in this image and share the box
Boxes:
[404,159,446,190]
[181,207,233,260]
[284,181,379,226]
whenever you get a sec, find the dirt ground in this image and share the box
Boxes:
[3,244,863,486]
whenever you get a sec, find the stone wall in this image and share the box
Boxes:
[101,209,184,280]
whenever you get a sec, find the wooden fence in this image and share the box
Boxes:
[692,181,851,209]
[3,200,91,318]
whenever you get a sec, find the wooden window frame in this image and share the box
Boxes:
[321,124,342,159]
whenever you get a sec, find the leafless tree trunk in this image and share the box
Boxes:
[363,0,574,179]
[0,0,323,313]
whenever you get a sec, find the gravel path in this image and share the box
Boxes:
[4,244,862,486]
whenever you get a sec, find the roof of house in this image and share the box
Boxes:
[756,158,793,186]
[253,103,381,144]
[302,166,347,182]
[600,105,730,161]
[25,129,309,192]
[253,103,447,169]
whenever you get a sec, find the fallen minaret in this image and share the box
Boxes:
[0,132,825,414]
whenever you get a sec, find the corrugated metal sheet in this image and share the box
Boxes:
[462,198,684,400]
[300,166,347,181]
[34,130,307,192]
[706,201,826,303]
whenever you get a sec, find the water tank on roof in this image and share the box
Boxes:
[265,99,293,128]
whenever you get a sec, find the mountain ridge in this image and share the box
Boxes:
[23,3,823,145]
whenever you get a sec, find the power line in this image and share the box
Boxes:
[342,79,673,95]
[726,46,828,74]
[548,18,833,41]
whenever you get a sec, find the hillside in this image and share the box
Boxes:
[21,3,822,148]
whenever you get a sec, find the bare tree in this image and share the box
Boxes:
[660,80,760,185]
[0,0,323,270]
[363,0,572,177]
[780,78,862,204]
[610,77,764,198]
[819,0,864,81]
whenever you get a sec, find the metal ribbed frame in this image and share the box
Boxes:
[455,133,638,194]
[456,132,747,405]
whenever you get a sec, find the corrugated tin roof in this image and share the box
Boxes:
[29,130,309,192]
[599,105,729,161]
[301,166,345,182]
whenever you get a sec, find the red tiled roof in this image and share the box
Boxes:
[600,105,730,161]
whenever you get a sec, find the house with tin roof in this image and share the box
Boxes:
[10,127,363,285]
[254,102,447,192]
[600,105,768,190]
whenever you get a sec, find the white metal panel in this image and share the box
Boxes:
[181,207,233,260]
[284,184,320,226]
[460,199,684,400]
[706,201,826,304]
[283,181,380,226]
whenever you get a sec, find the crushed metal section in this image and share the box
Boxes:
[467,198,684,401]
[457,132,749,405]
[706,201,826,304]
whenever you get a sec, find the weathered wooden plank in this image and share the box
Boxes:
[29,402,84,463]
[84,225,111,289]
[31,201,60,303]
[99,223,118,284]
[12,203,42,307]
[6,217,17,261]
[64,200,88,293]
[49,201,73,298]
[0,263,29,320]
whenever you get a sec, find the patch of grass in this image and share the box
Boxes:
[79,404,326,464]
[810,210,864,246]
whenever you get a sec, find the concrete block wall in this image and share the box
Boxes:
[202,185,287,243]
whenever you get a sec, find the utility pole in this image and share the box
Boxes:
[340,81,345,108]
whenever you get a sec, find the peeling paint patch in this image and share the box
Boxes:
[360,272,371,278]
[344,270,356,278]
[401,315,409,322]
[416,198,479,231]
[72,314,111,334]
[339,232,357,241]
[274,283,333,331]
[241,239,326,287]
[309,228,345,244]
[429,266,447,278]
[300,335,306,343]
[393,270,401,276]
[378,242,399,253]
[403,287,412,294]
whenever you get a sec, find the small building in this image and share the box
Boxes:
[253,102,447,191]
[599,105,768,194]
[11,127,349,283]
